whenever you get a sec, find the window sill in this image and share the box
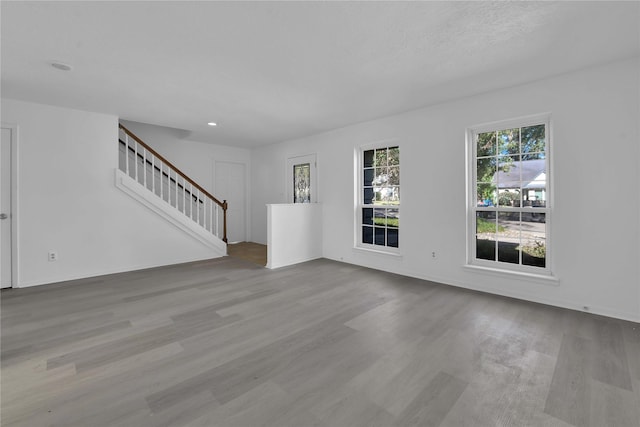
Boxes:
[353,246,403,259]
[463,264,559,285]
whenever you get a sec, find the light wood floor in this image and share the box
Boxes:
[1,257,639,427]
[227,242,267,266]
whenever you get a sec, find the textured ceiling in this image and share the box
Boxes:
[2,1,639,147]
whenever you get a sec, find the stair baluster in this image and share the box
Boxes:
[118,124,228,243]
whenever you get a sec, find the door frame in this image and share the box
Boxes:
[1,123,19,288]
[214,160,249,243]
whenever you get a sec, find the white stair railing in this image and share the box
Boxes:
[118,124,227,243]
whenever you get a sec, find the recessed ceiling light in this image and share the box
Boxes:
[51,61,73,71]
[207,122,217,126]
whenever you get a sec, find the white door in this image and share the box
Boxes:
[1,127,13,288]
[215,161,246,243]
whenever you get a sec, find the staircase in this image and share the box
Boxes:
[116,124,228,254]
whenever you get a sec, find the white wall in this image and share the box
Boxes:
[119,120,251,241]
[251,58,640,322]
[1,99,225,287]
[267,203,323,269]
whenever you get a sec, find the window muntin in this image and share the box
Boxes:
[359,145,400,250]
[470,118,550,273]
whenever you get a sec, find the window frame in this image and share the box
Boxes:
[355,141,401,254]
[466,114,553,276]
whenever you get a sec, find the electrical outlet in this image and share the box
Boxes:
[431,251,436,259]
[48,251,58,262]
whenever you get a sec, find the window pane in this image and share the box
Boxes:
[364,150,374,168]
[477,183,496,206]
[373,208,386,226]
[388,166,400,185]
[523,185,546,207]
[476,211,496,261]
[373,187,384,204]
[363,168,374,186]
[372,208,399,227]
[521,213,546,267]
[362,226,373,244]
[387,208,399,228]
[521,157,545,184]
[387,228,399,248]
[498,128,520,155]
[393,186,400,204]
[498,189,521,207]
[373,188,382,204]
[375,167,388,185]
[477,157,496,183]
[497,155,520,187]
[374,227,385,245]
[293,163,310,203]
[522,151,545,161]
[521,124,545,155]
[376,186,399,204]
[388,147,399,166]
[477,131,496,157]
[497,211,520,264]
[362,208,373,225]
[375,148,387,167]
[363,187,374,204]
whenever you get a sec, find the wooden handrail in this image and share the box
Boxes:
[119,123,228,243]
[119,139,203,203]
[119,124,225,207]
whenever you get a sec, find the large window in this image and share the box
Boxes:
[358,145,400,251]
[468,115,550,274]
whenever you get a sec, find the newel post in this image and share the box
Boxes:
[222,200,228,243]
